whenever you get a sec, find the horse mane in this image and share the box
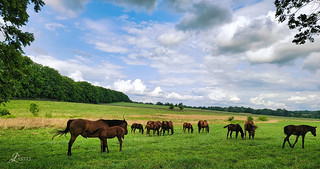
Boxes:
[99,119,127,126]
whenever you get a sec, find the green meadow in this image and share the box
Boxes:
[0,100,320,168]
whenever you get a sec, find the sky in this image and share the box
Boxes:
[23,0,320,110]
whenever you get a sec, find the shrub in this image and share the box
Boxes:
[228,116,234,121]
[0,108,11,116]
[258,116,268,121]
[169,104,174,110]
[247,116,254,121]
[29,103,39,116]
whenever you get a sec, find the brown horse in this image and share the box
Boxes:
[52,119,128,156]
[98,126,125,153]
[183,122,193,133]
[282,125,316,149]
[145,123,160,136]
[161,121,174,135]
[244,121,257,139]
[198,120,209,133]
[223,124,244,139]
[131,123,144,134]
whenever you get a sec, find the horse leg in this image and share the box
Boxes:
[227,130,230,139]
[291,135,300,148]
[282,135,289,148]
[236,131,239,139]
[100,138,106,153]
[302,134,306,148]
[230,131,233,139]
[67,135,78,156]
[105,139,109,153]
[118,136,123,152]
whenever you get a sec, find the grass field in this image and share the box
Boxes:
[1,100,320,168]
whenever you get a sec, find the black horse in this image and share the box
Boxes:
[223,124,244,139]
[282,125,316,149]
[131,123,144,134]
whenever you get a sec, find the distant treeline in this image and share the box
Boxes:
[140,102,320,119]
[13,62,131,104]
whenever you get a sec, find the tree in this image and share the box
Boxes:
[275,0,320,44]
[178,102,184,111]
[169,103,174,110]
[0,0,45,105]
[29,103,39,116]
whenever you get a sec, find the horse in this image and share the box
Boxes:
[183,122,193,133]
[98,126,125,153]
[282,125,317,149]
[146,121,162,135]
[52,119,128,156]
[244,120,257,139]
[198,120,209,133]
[131,123,144,134]
[223,124,244,139]
[145,123,160,136]
[161,121,174,135]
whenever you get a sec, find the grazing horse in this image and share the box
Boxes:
[183,122,193,133]
[282,125,316,149]
[131,123,144,134]
[98,126,125,153]
[145,122,160,136]
[198,120,209,133]
[52,119,128,156]
[161,121,174,135]
[244,121,257,139]
[223,124,244,139]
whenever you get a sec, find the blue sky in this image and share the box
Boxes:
[23,0,320,110]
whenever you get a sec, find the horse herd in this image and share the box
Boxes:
[52,118,317,156]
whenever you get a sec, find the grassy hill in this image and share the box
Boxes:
[1,100,320,168]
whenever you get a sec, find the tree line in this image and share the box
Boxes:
[142,102,320,119]
[13,61,132,104]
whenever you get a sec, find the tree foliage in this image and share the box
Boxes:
[275,0,320,44]
[13,62,132,104]
[0,0,45,105]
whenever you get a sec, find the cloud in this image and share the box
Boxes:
[104,0,157,12]
[303,52,320,72]
[176,1,232,31]
[250,94,287,109]
[157,31,186,46]
[166,92,203,100]
[28,54,125,84]
[113,79,146,94]
[45,22,66,31]
[92,41,128,54]
[44,0,90,18]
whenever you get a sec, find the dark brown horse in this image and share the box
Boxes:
[223,124,244,139]
[161,121,174,135]
[131,123,144,134]
[145,122,160,136]
[282,125,316,149]
[52,119,128,156]
[198,120,209,133]
[183,122,193,133]
[98,126,125,153]
[244,120,257,139]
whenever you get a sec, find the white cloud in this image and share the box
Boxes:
[92,41,128,54]
[105,0,157,12]
[69,70,84,82]
[113,79,146,94]
[303,52,320,71]
[250,94,287,109]
[166,92,203,100]
[157,31,186,46]
[45,23,66,31]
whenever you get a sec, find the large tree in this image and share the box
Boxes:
[0,0,44,105]
[275,0,320,44]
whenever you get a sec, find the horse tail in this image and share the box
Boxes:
[52,119,73,140]
[223,125,229,128]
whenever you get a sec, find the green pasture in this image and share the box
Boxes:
[0,100,320,168]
